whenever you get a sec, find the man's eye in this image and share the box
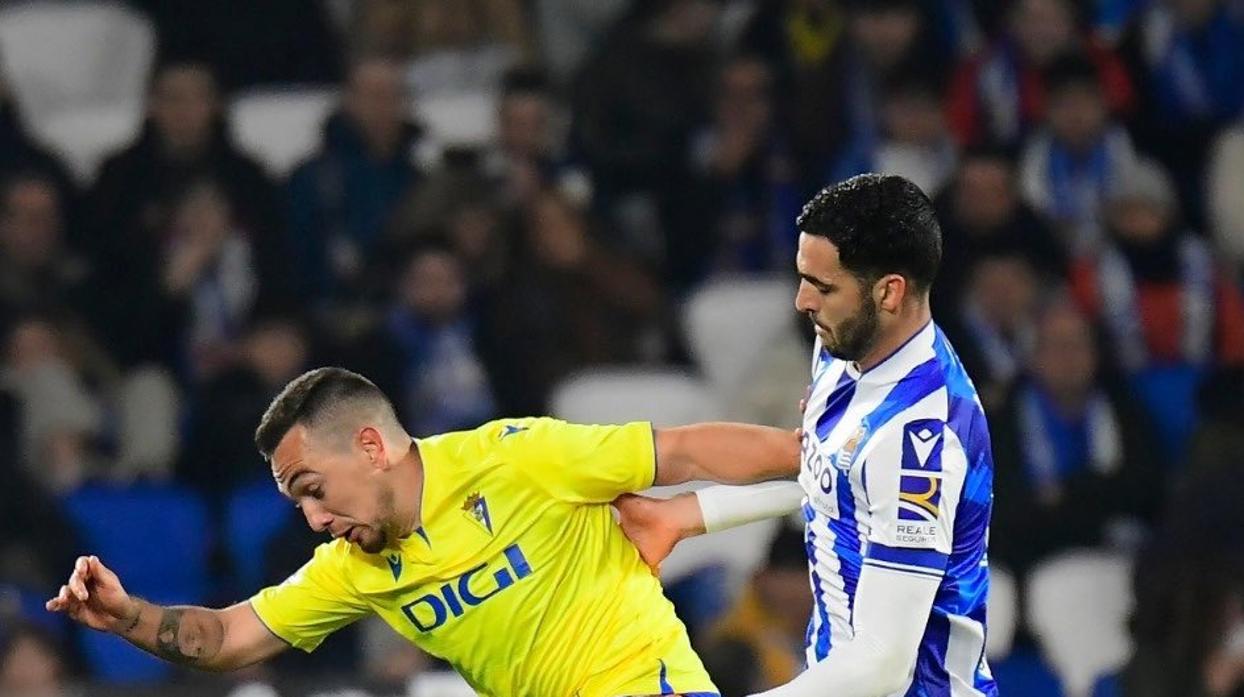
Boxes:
[309,486,324,499]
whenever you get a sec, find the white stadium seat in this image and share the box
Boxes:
[413,91,498,149]
[986,565,1018,661]
[35,102,143,182]
[0,1,153,124]
[550,367,723,427]
[1026,550,1134,697]
[229,87,339,178]
[410,671,476,697]
[681,275,797,395]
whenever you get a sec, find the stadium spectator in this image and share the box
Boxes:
[933,147,1067,313]
[700,525,812,696]
[287,55,427,307]
[832,64,958,197]
[2,318,104,494]
[346,241,496,437]
[571,0,719,262]
[477,191,673,414]
[989,298,1162,579]
[0,623,72,697]
[351,0,532,97]
[485,68,588,211]
[0,76,78,228]
[742,0,947,198]
[1125,408,1244,697]
[1020,51,1140,254]
[0,386,80,592]
[1070,157,1244,455]
[385,156,512,294]
[533,0,629,85]
[940,249,1043,411]
[679,54,800,283]
[101,179,260,382]
[737,0,853,195]
[0,173,98,331]
[87,56,284,331]
[1119,0,1244,230]
[179,315,312,500]
[948,0,1134,147]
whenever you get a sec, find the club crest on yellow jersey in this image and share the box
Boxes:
[462,492,494,535]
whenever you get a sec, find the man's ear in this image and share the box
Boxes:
[877,274,907,313]
[358,426,387,469]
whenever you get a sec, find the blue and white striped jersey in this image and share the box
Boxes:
[797,321,997,696]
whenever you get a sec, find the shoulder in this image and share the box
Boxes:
[421,417,557,458]
[299,538,357,573]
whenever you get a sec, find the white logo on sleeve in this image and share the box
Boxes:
[908,427,941,468]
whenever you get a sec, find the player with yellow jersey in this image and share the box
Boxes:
[47,367,799,696]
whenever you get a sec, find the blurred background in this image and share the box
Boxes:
[0,0,1243,695]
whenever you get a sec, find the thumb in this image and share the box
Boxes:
[613,493,643,506]
[88,556,118,586]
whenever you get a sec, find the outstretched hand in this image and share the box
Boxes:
[46,555,138,634]
[614,492,702,575]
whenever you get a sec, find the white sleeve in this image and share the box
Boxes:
[695,481,805,533]
[750,564,939,697]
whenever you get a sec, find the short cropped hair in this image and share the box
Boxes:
[254,367,399,460]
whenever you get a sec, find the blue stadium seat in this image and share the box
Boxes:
[63,482,211,682]
[991,647,1065,697]
[1092,672,1122,697]
[0,583,70,639]
[225,478,296,591]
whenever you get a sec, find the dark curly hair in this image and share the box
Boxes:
[796,173,942,293]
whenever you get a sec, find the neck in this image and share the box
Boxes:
[390,438,426,538]
[856,299,932,373]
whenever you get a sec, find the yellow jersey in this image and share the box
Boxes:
[250,417,718,697]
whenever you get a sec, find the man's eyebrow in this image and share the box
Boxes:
[800,273,834,288]
[284,469,311,496]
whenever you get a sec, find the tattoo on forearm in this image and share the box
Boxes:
[155,609,205,664]
[120,605,142,635]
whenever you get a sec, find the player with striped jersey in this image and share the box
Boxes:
[619,174,997,696]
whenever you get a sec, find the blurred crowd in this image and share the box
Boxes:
[2,0,1244,695]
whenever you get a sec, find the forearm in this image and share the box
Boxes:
[113,598,233,671]
[659,423,800,485]
[753,565,938,697]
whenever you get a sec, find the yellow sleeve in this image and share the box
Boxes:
[500,417,656,503]
[249,541,371,652]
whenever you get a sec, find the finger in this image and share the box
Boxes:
[69,572,89,601]
[54,585,73,609]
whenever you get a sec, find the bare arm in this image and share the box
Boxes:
[47,556,287,672]
[114,599,286,671]
[653,423,800,486]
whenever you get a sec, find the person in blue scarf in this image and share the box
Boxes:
[1120,0,1244,228]
[990,298,1162,581]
